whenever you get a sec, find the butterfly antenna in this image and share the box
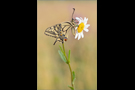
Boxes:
[72,8,75,20]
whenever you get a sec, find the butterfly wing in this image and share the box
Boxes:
[71,26,76,37]
[44,24,60,38]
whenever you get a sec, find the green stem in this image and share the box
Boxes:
[62,43,65,55]
[68,63,73,87]
[62,43,74,88]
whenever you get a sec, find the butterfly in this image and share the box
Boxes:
[44,8,79,45]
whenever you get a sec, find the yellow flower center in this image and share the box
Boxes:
[77,22,85,33]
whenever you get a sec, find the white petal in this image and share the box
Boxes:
[75,33,78,39]
[85,24,90,29]
[80,17,83,21]
[78,21,81,25]
[84,28,89,32]
[86,18,88,22]
[75,27,77,30]
[78,33,81,40]
[76,17,81,21]
[76,30,78,33]
[84,17,87,22]
[81,31,84,38]
[84,18,88,25]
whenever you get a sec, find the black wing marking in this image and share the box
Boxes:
[44,25,59,38]
[53,37,63,45]
[61,22,73,32]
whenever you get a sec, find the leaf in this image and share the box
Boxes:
[72,71,76,85]
[68,50,71,63]
[58,50,67,64]
[59,45,64,53]
[68,85,74,90]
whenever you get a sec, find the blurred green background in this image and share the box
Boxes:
[37,0,97,90]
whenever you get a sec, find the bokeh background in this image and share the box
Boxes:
[37,0,97,90]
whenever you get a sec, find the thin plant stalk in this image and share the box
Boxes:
[62,43,74,88]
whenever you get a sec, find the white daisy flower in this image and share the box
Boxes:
[75,17,90,40]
